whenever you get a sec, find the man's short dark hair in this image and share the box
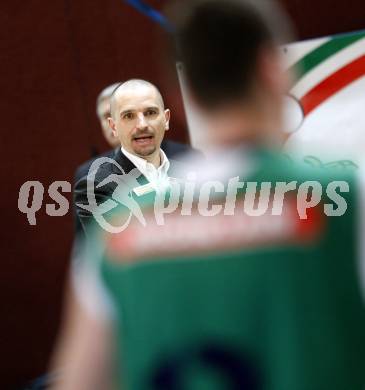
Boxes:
[172,0,291,109]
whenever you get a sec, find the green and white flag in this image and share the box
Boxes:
[284,30,365,168]
[178,30,365,169]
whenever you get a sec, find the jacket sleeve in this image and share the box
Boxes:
[73,170,114,234]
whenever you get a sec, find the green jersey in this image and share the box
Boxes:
[85,149,365,390]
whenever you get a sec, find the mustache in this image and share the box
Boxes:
[132,129,154,139]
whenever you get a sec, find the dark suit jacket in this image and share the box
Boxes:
[74,148,117,184]
[74,140,201,234]
[74,140,198,184]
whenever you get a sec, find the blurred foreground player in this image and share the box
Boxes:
[51,1,365,389]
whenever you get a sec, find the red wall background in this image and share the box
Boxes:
[1,0,364,388]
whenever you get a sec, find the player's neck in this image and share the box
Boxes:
[206,104,283,148]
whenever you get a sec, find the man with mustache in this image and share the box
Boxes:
[109,79,171,180]
[74,81,194,184]
[74,79,188,232]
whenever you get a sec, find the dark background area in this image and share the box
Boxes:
[1,0,364,388]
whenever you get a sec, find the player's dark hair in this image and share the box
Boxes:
[172,0,291,109]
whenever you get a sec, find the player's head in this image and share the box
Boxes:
[108,79,170,159]
[96,82,121,148]
[172,0,293,144]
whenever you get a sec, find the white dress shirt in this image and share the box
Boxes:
[121,146,171,193]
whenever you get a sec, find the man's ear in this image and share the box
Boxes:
[108,117,118,137]
[164,109,171,131]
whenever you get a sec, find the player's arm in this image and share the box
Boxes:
[49,279,114,390]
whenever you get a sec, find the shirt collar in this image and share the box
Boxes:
[159,148,170,173]
[121,146,170,176]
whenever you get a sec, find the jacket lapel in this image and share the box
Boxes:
[113,149,187,188]
[113,149,149,186]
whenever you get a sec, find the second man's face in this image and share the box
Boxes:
[109,86,170,158]
[97,98,120,148]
